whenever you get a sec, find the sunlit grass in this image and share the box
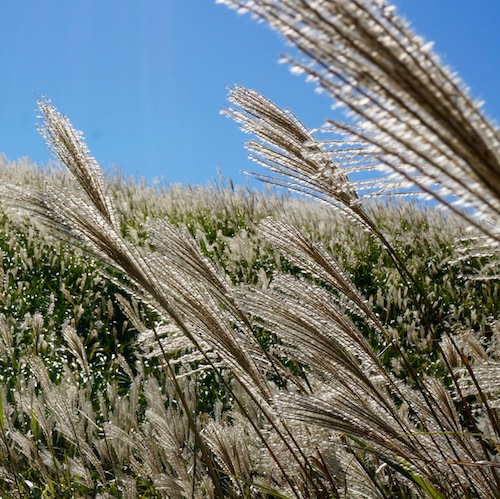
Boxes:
[0,152,498,497]
[1,0,500,496]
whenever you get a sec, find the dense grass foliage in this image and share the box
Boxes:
[0,156,499,497]
[2,0,500,496]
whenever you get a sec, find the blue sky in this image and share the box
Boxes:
[1,1,499,186]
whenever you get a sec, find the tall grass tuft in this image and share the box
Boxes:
[0,0,499,497]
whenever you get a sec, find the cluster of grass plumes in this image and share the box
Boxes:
[0,159,498,497]
[1,0,500,497]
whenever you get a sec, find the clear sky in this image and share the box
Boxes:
[1,1,499,187]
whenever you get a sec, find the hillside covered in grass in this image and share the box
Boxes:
[2,0,500,497]
[0,153,499,497]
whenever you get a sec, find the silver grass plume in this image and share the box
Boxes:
[220,0,500,242]
[62,325,90,376]
[223,85,369,226]
[239,237,499,495]
[37,99,118,230]
[27,356,106,481]
[220,1,500,495]
[29,99,271,402]
[4,98,328,495]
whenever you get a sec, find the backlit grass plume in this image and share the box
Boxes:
[220,0,500,241]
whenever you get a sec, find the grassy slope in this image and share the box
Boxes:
[0,156,498,497]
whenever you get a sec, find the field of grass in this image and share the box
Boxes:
[0,152,498,497]
[2,0,500,497]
